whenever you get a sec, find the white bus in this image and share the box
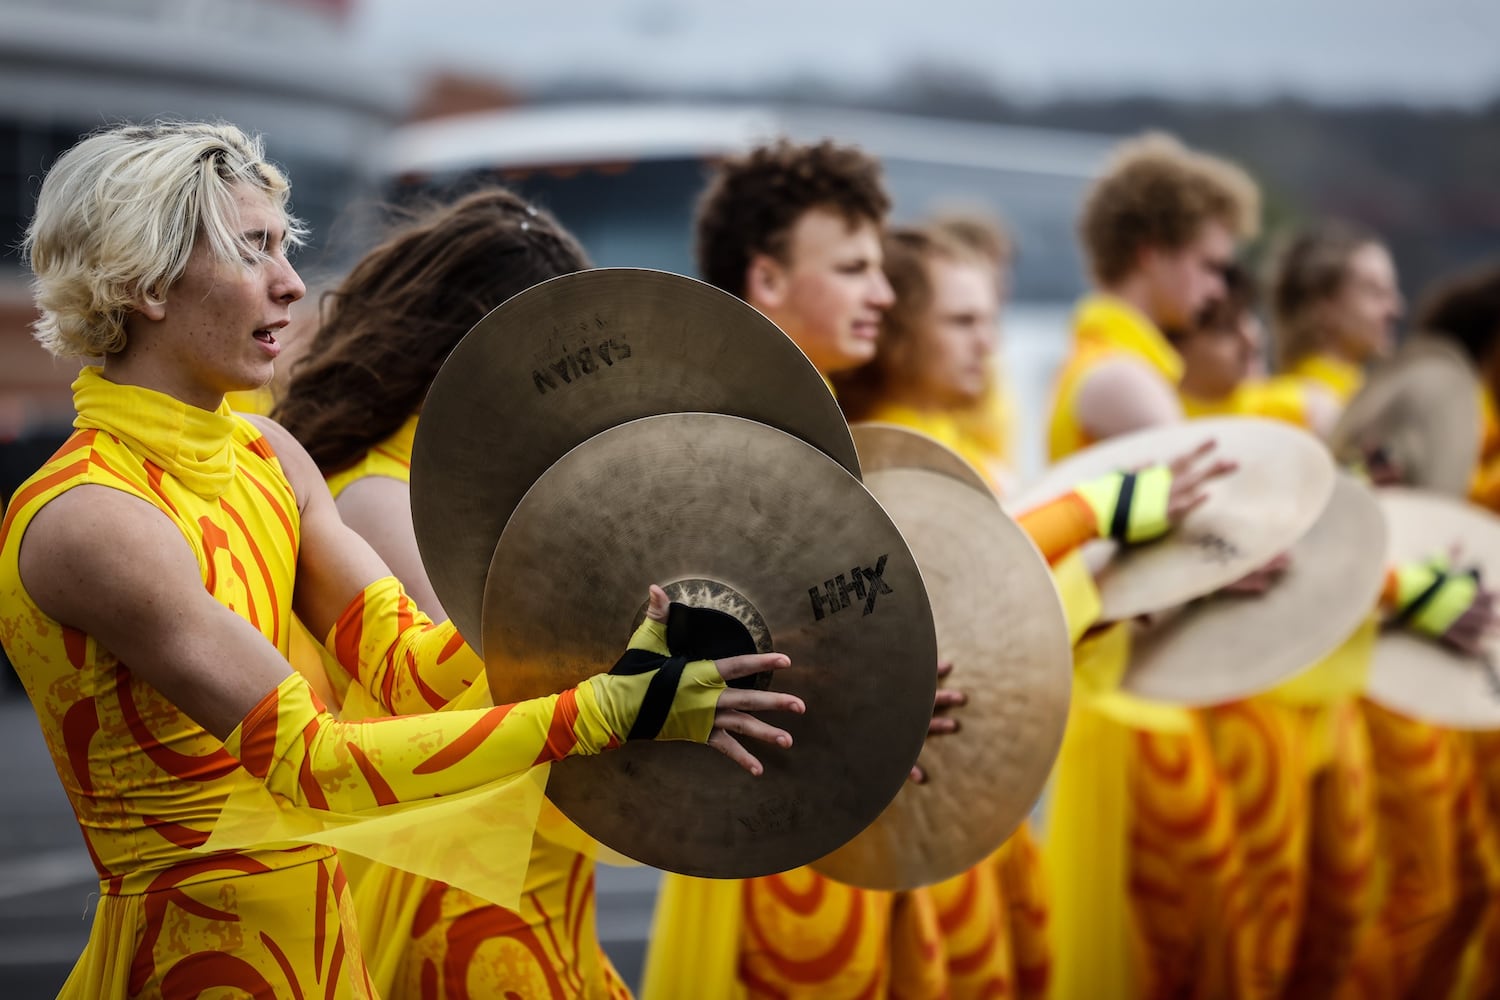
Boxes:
[378,102,1118,481]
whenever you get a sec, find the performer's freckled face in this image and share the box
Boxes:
[130,182,306,409]
[752,208,894,377]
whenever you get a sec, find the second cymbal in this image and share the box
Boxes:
[1124,472,1388,705]
[412,268,860,651]
[812,463,1072,891]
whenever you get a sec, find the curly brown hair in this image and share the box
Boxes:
[274,188,590,474]
[1080,132,1260,287]
[1415,260,1500,368]
[833,225,985,421]
[695,138,891,298]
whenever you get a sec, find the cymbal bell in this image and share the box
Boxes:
[811,464,1072,891]
[481,413,938,878]
[1010,417,1337,621]
[1125,472,1387,705]
[850,422,993,497]
[1330,335,1481,495]
[411,268,859,652]
[1366,487,1500,729]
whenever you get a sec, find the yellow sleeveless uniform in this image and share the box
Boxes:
[1458,388,1500,1000]
[1179,377,1379,997]
[1262,355,1491,999]
[0,369,680,998]
[1044,295,1247,1000]
[329,415,631,1000]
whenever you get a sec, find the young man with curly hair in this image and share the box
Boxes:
[647,137,1222,1000]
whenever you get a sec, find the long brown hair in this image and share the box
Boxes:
[1268,218,1380,369]
[833,225,982,422]
[275,188,590,473]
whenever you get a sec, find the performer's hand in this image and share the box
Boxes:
[1222,551,1293,595]
[1164,439,1238,526]
[644,585,804,776]
[910,659,965,784]
[1439,583,1499,655]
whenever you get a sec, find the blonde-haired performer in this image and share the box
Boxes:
[1044,131,1263,1000]
[1,120,800,997]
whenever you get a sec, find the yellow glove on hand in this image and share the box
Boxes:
[588,614,728,744]
[1390,556,1480,638]
[1074,465,1174,545]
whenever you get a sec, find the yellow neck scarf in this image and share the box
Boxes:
[72,366,237,498]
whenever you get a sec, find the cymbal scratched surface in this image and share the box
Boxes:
[482,412,937,878]
[412,267,859,651]
[812,465,1071,890]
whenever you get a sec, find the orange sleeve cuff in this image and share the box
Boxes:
[1017,491,1099,565]
[1380,566,1398,610]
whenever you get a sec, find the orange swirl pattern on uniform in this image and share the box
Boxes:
[1183,376,1379,998]
[1341,703,1492,999]
[1461,386,1500,999]
[1046,296,1245,997]
[329,414,631,1000]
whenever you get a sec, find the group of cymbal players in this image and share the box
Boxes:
[3,118,1500,1000]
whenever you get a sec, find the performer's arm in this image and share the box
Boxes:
[1074,355,1184,442]
[17,467,799,777]
[226,649,730,812]
[1014,441,1235,564]
[1380,558,1494,653]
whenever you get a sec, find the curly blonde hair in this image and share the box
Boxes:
[1080,132,1260,286]
[22,120,305,359]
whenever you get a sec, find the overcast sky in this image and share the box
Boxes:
[351,0,1500,107]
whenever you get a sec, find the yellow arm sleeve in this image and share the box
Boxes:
[325,575,484,715]
[227,647,729,812]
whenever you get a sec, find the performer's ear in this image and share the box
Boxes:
[132,285,168,322]
[745,253,786,311]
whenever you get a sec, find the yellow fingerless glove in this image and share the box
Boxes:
[1074,465,1174,545]
[1389,557,1480,638]
[586,615,728,745]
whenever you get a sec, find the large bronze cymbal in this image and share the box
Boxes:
[481,413,937,878]
[1125,472,1387,705]
[811,464,1072,891]
[1330,335,1481,496]
[412,268,860,652]
[1367,487,1500,729]
[1009,417,1336,621]
[850,422,993,496]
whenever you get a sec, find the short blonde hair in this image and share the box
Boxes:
[1080,132,1260,286]
[22,121,306,358]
